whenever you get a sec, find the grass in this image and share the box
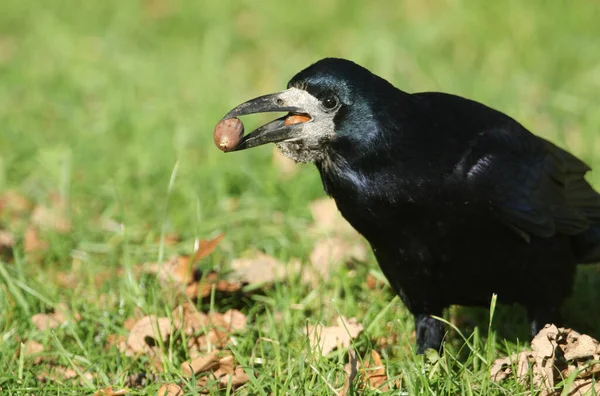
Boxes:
[1,0,600,394]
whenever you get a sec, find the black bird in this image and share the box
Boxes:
[221,58,600,353]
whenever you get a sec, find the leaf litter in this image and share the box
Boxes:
[305,316,364,356]
[112,301,250,392]
[9,197,377,393]
[341,350,394,394]
[491,324,600,395]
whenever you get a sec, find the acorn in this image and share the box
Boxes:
[214,118,244,152]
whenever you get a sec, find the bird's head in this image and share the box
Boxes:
[222,58,401,163]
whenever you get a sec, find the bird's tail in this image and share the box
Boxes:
[574,225,600,264]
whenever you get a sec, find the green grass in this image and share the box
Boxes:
[1,0,600,394]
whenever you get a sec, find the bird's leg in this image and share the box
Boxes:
[527,305,562,338]
[414,313,445,354]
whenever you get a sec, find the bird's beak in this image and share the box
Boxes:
[221,88,313,151]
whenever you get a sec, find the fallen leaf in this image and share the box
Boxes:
[340,350,359,395]
[309,237,367,279]
[161,234,180,246]
[562,331,598,360]
[185,271,242,300]
[181,350,221,377]
[172,302,209,335]
[22,340,45,364]
[0,190,31,215]
[124,372,159,388]
[146,234,228,292]
[341,350,391,394]
[172,304,246,356]
[93,386,128,396]
[230,252,287,285]
[31,204,71,233]
[154,255,194,285]
[492,326,600,395]
[221,309,247,332]
[106,334,127,351]
[157,383,184,396]
[213,355,235,378]
[216,366,250,390]
[24,226,49,255]
[309,198,357,236]
[305,316,364,356]
[531,324,558,390]
[568,379,600,395]
[124,317,138,331]
[363,350,389,391]
[181,351,249,392]
[191,233,225,263]
[126,315,172,354]
[36,365,95,383]
[31,306,68,330]
[0,230,15,256]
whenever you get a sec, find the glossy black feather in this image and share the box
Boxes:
[290,58,600,353]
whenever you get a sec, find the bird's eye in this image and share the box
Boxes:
[322,96,338,110]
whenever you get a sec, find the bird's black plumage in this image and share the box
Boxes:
[225,58,600,353]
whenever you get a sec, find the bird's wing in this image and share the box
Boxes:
[457,127,600,239]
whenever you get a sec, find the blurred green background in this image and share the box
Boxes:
[2,0,599,248]
[1,0,599,393]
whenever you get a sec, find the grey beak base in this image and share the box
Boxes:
[221,91,307,151]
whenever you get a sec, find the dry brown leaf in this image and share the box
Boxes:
[22,340,44,364]
[0,190,31,214]
[531,324,558,390]
[563,332,598,360]
[221,309,247,332]
[181,352,249,392]
[37,365,95,383]
[216,366,250,390]
[31,305,69,330]
[126,315,172,354]
[309,198,357,236]
[161,234,181,246]
[173,303,246,335]
[305,316,364,356]
[31,204,71,233]
[568,379,600,395]
[157,383,184,396]
[309,237,367,278]
[147,234,229,299]
[185,271,242,300]
[172,304,246,356]
[0,230,14,253]
[341,350,391,394]
[230,252,287,285]
[272,147,299,178]
[93,387,128,396]
[366,273,383,290]
[213,355,235,378]
[340,350,359,395]
[191,233,225,263]
[181,350,221,377]
[172,302,209,335]
[106,334,127,351]
[490,355,512,382]
[492,326,600,395]
[24,226,49,255]
[153,255,194,285]
[363,350,389,391]
[123,317,138,331]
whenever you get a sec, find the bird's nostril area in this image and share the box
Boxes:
[276,98,285,106]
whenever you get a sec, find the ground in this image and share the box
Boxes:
[1,1,599,394]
